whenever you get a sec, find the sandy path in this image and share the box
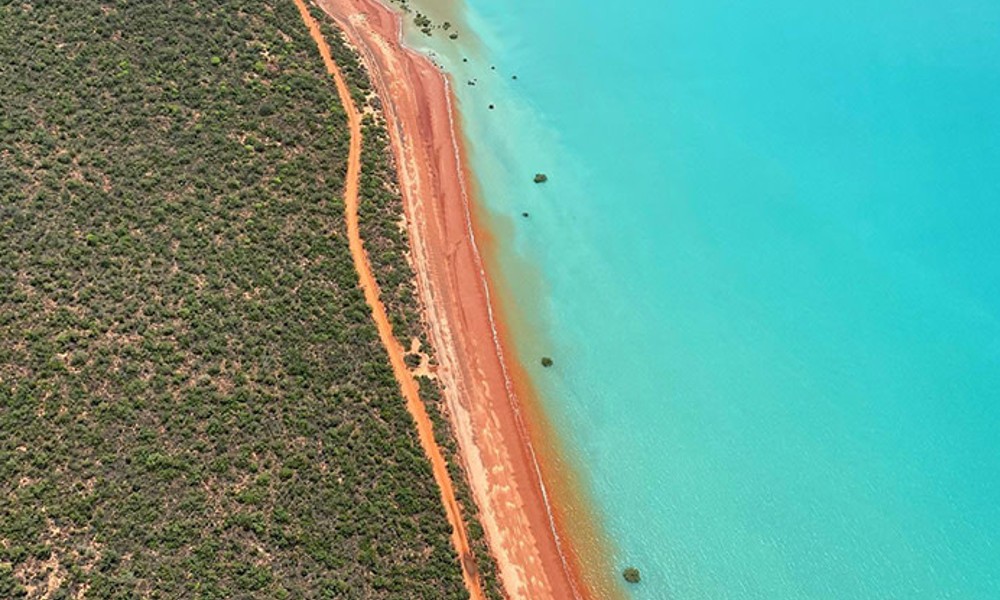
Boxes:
[291,2,487,598]
[307,1,603,599]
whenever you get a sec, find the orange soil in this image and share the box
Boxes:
[306,1,623,599]
[290,2,487,599]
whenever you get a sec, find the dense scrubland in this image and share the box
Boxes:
[0,1,495,597]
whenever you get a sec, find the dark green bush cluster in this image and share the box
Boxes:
[383,0,459,39]
[623,566,641,584]
[0,1,474,597]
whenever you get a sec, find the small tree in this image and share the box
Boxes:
[623,567,641,584]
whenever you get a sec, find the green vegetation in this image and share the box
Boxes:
[307,10,505,599]
[387,1,460,39]
[414,12,433,36]
[0,1,488,597]
[623,566,642,584]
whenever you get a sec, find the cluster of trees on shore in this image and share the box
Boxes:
[387,0,458,38]
[0,0,492,597]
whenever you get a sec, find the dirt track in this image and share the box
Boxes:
[290,1,487,598]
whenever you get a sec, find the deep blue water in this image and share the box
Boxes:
[408,0,1000,596]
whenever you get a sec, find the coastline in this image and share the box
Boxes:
[309,0,622,598]
[290,1,490,597]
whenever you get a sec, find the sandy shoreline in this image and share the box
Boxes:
[291,1,490,597]
[308,0,600,597]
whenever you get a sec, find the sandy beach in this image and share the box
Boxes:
[290,1,490,597]
[307,0,601,597]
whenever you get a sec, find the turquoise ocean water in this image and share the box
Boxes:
[407,0,1000,597]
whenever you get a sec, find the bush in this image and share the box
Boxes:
[0,1,477,597]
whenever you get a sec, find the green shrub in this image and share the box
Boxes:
[623,566,641,584]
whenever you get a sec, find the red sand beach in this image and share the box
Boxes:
[308,0,623,597]
[290,1,489,597]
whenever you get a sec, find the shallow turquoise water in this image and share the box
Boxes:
[409,0,1000,597]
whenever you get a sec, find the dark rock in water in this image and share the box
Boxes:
[541,357,553,368]
[512,75,518,80]
[489,104,495,110]
[623,567,641,584]
[522,212,529,218]
[463,57,468,62]
[449,33,458,40]
[533,173,548,183]
[468,80,475,86]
